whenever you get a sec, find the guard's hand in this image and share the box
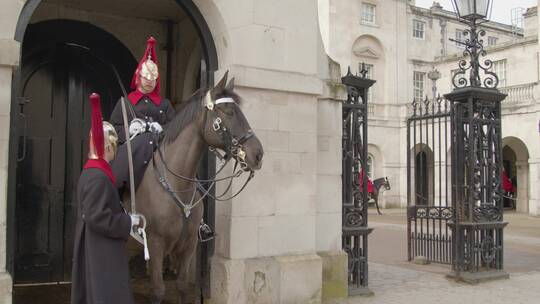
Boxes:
[130,214,141,228]
[148,121,163,134]
[129,118,147,138]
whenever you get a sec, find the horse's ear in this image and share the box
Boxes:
[225,77,235,91]
[213,71,229,94]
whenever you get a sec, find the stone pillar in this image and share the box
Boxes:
[316,58,348,302]
[515,160,529,213]
[528,158,540,216]
[0,38,20,304]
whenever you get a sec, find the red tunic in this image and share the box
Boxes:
[359,170,374,193]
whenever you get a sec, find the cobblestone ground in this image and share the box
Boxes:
[13,210,540,304]
[334,209,540,304]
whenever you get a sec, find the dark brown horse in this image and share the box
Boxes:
[126,73,263,304]
[369,177,391,215]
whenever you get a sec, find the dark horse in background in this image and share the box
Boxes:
[369,177,391,215]
[126,73,264,304]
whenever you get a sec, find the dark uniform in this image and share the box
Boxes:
[109,36,175,192]
[109,95,175,190]
[71,168,133,304]
[71,93,134,304]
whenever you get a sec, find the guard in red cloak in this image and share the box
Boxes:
[109,36,175,191]
[71,93,140,304]
[359,169,374,194]
[502,169,516,194]
[109,36,214,241]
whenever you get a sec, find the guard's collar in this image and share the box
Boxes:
[128,90,161,106]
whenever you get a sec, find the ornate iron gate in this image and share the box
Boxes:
[342,66,374,295]
[407,96,454,264]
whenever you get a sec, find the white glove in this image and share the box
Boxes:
[129,118,147,138]
[130,214,141,228]
[148,121,163,134]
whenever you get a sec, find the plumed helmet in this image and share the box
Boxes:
[131,36,160,90]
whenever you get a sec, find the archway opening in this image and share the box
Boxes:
[411,145,434,206]
[10,0,218,302]
[502,137,530,213]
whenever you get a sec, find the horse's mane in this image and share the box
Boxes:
[162,88,242,144]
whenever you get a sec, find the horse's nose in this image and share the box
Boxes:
[255,150,264,165]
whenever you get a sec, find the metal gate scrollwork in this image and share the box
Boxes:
[341,65,375,295]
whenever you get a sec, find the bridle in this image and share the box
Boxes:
[152,91,256,218]
[202,94,255,171]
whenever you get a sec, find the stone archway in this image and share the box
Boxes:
[502,136,530,213]
[410,143,434,206]
[9,0,220,301]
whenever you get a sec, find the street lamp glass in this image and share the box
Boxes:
[454,0,491,20]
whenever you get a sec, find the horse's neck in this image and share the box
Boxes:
[161,122,206,189]
[373,178,384,191]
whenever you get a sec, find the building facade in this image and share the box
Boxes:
[320,0,540,216]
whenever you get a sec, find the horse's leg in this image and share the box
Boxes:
[175,230,199,304]
[148,235,166,304]
[374,193,382,215]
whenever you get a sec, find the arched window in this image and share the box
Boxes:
[367,154,374,180]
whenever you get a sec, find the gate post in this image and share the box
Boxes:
[341,65,375,295]
[444,16,509,283]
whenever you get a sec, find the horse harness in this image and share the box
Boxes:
[152,92,255,219]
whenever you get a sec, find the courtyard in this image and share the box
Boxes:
[13,209,540,304]
[340,209,540,304]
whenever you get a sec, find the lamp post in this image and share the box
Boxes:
[427,67,441,101]
[445,0,509,283]
[450,0,498,89]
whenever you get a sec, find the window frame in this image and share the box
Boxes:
[455,29,465,48]
[413,71,426,101]
[487,36,498,47]
[491,59,507,87]
[361,2,376,25]
[413,19,426,39]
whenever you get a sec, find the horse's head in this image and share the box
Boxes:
[383,177,391,190]
[201,72,264,171]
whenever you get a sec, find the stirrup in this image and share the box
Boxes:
[198,222,215,242]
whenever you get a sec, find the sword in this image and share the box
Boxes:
[66,43,148,256]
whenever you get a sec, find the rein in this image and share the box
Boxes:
[153,94,256,218]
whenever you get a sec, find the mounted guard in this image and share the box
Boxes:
[110,36,175,191]
[109,36,214,240]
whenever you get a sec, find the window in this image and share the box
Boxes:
[413,20,425,39]
[455,29,465,48]
[361,3,376,24]
[367,155,374,180]
[359,63,375,102]
[488,36,498,47]
[413,71,425,101]
[491,59,507,87]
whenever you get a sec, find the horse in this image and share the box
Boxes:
[126,72,264,304]
[369,177,391,215]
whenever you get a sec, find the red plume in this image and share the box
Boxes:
[89,93,104,159]
[129,36,161,106]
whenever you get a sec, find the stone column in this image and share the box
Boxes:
[515,160,529,213]
[528,158,540,216]
[0,38,20,304]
